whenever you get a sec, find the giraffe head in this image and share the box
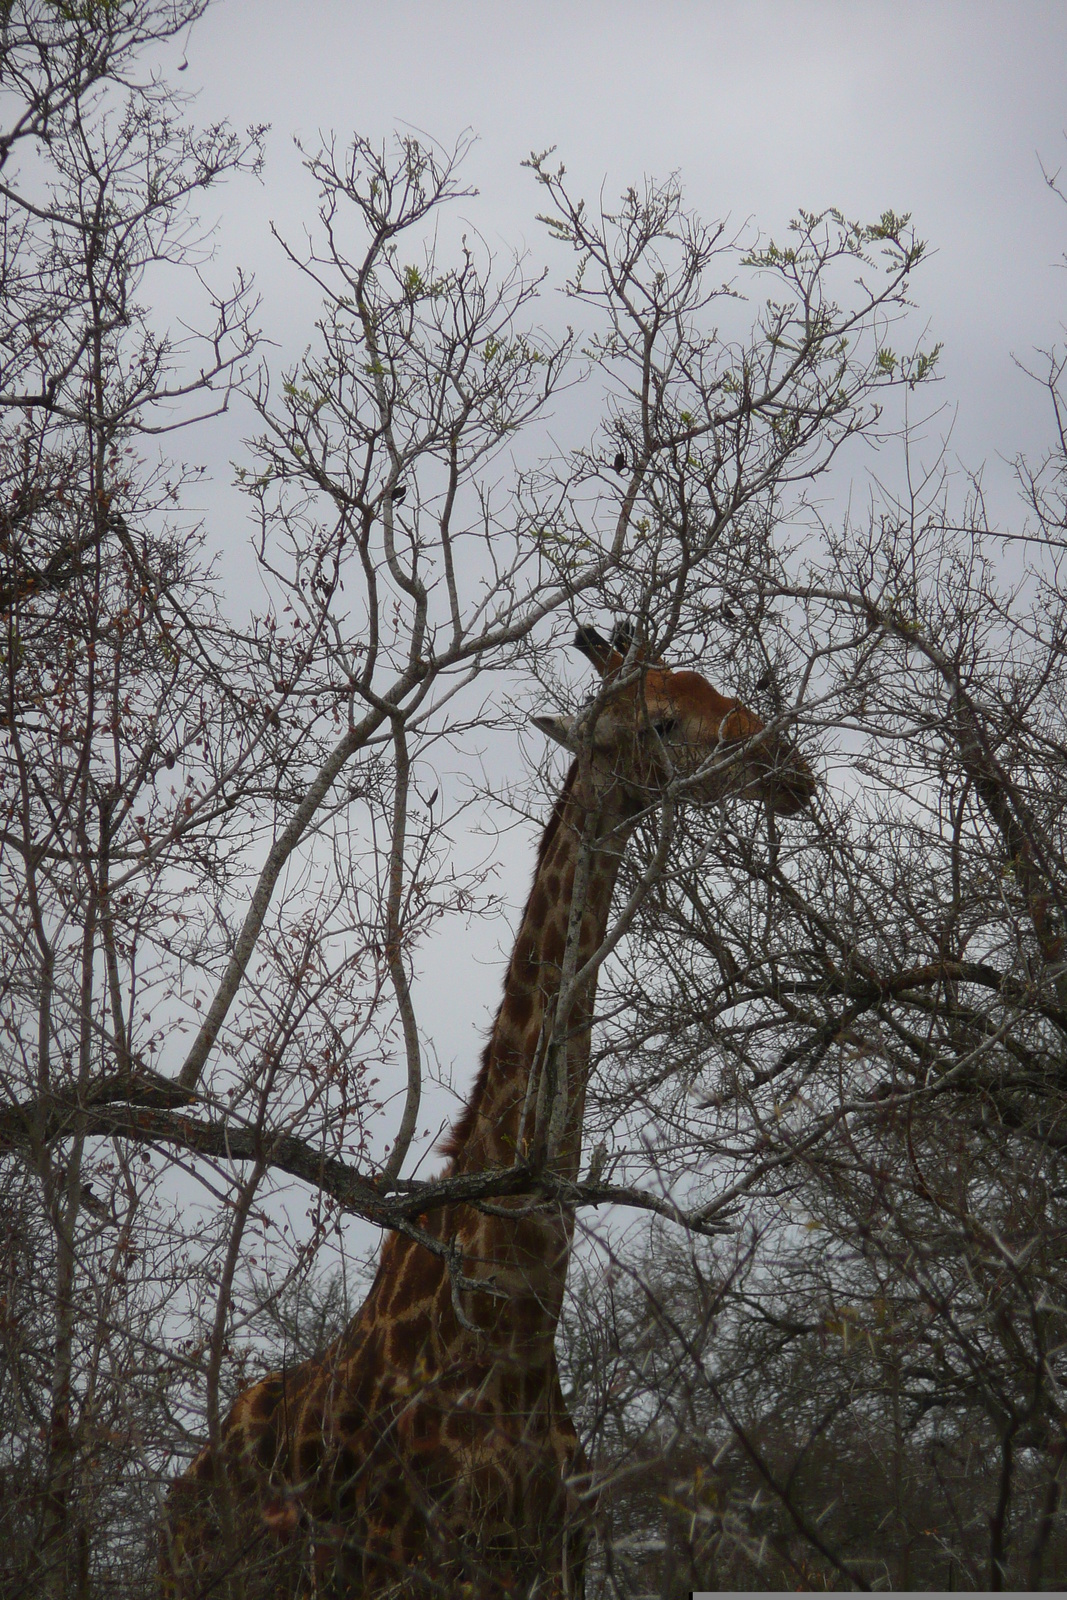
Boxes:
[533,623,815,816]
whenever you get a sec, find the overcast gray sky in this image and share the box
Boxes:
[157,1,1067,1159]
[179,0,1067,515]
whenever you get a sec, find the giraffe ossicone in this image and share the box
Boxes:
[161,626,814,1599]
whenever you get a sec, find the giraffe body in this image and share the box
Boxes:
[161,630,814,1598]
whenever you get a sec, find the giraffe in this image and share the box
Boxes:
[161,625,815,1599]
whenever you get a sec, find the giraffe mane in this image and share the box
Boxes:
[439,760,578,1163]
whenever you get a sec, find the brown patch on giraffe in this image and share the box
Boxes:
[502,986,534,1031]
[510,1213,563,1264]
[440,1405,481,1452]
[248,1374,283,1419]
[332,1442,361,1493]
[525,884,549,927]
[506,1292,554,1349]
[489,1040,524,1088]
[387,1310,430,1371]
[255,1421,281,1470]
[306,1420,330,1465]
[516,931,540,982]
[495,1366,523,1417]
[185,1443,216,1484]
[522,1365,553,1412]
[541,921,565,968]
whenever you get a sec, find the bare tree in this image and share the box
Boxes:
[0,5,939,1595]
[557,240,1067,1587]
[0,6,264,1595]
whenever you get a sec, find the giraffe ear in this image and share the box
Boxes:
[531,713,578,751]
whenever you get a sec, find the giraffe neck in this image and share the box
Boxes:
[444,761,636,1183]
